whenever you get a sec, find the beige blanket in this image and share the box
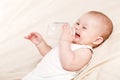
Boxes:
[0,0,120,80]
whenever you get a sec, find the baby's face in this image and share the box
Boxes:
[73,13,104,46]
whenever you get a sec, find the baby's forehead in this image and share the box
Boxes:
[76,12,112,27]
[77,13,97,20]
[76,14,100,23]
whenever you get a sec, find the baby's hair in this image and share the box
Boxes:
[88,11,113,41]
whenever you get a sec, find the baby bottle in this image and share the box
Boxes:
[46,22,69,40]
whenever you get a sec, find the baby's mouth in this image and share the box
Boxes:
[75,33,80,38]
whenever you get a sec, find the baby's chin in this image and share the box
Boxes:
[72,38,80,44]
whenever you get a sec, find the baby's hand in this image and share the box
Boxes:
[24,32,44,46]
[60,24,75,43]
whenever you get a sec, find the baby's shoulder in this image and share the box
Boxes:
[71,44,93,52]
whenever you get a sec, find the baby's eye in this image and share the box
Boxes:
[82,26,87,29]
[76,22,80,25]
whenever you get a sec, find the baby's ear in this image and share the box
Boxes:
[93,36,103,45]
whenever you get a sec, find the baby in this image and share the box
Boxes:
[23,11,113,80]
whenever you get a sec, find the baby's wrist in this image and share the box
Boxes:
[35,41,44,47]
[59,39,72,44]
[60,38,72,42]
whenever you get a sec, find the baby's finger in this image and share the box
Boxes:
[24,35,30,39]
[24,33,33,39]
[24,32,36,40]
[24,36,28,39]
[31,32,41,38]
[63,24,71,32]
[70,27,75,36]
[61,24,66,32]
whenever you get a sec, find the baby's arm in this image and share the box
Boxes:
[25,32,52,56]
[59,25,92,71]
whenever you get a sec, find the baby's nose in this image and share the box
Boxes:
[74,25,81,30]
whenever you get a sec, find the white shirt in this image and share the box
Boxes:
[23,44,93,80]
